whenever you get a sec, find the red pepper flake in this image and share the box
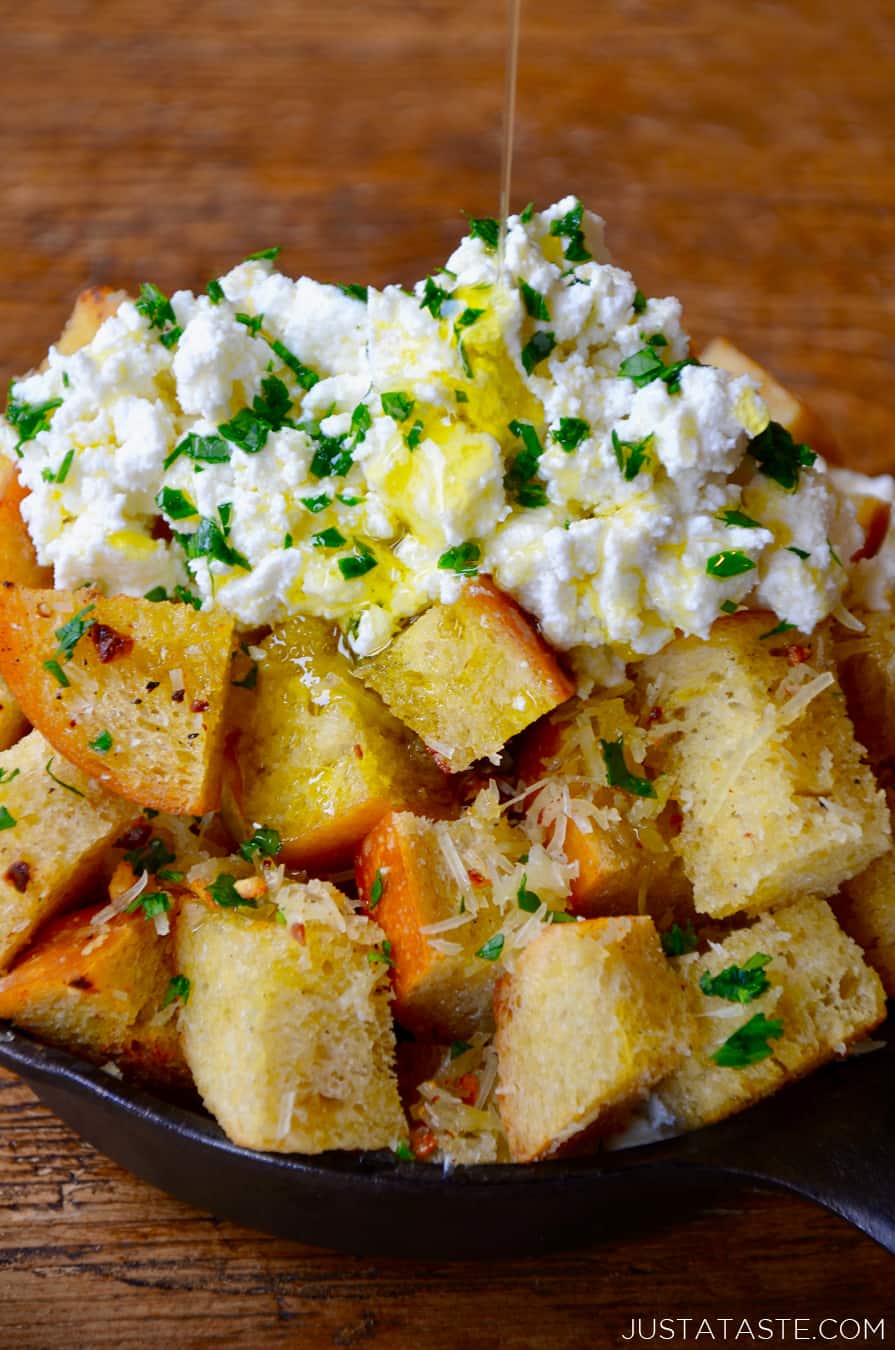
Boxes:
[190,698,210,714]
[455,1073,479,1106]
[4,861,30,893]
[353,743,364,760]
[91,624,134,663]
[68,975,94,992]
[647,706,664,725]
[466,869,487,887]
[410,1124,438,1160]
[786,644,811,666]
[114,820,153,851]
[171,688,186,704]
[289,922,306,945]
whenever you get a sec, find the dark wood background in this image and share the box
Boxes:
[0,1,893,1343]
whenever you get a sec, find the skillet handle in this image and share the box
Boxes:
[666,1037,895,1253]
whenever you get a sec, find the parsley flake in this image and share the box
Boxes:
[178,517,250,571]
[266,338,319,390]
[381,392,415,422]
[350,403,372,444]
[369,869,385,910]
[164,432,231,470]
[235,312,264,337]
[519,202,534,223]
[155,487,197,521]
[6,393,63,452]
[720,600,739,615]
[0,807,16,831]
[467,215,500,251]
[552,417,589,452]
[420,276,452,319]
[238,826,282,861]
[612,429,653,481]
[661,922,698,957]
[521,329,556,376]
[475,933,505,961]
[338,283,368,303]
[600,736,657,798]
[43,659,70,688]
[367,939,394,968]
[505,420,548,507]
[312,527,347,549]
[43,448,75,484]
[245,246,281,262]
[208,873,258,909]
[45,757,84,797]
[127,891,171,920]
[706,551,757,579]
[788,546,811,560]
[516,874,541,913]
[0,769,20,786]
[450,1039,473,1059]
[719,509,762,529]
[206,279,225,304]
[700,953,772,1004]
[54,604,96,660]
[748,421,816,491]
[711,1011,783,1068]
[438,542,480,576]
[404,419,424,450]
[760,620,797,640]
[549,199,592,263]
[162,975,191,1008]
[301,493,331,514]
[619,346,699,394]
[519,280,550,321]
[633,288,648,314]
[135,283,181,348]
[88,730,113,753]
[338,544,377,580]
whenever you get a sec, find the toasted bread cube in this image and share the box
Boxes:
[359,578,573,772]
[836,612,895,770]
[54,285,128,357]
[493,916,688,1161]
[0,902,190,1090]
[0,586,234,814]
[356,810,507,1039]
[0,460,53,588]
[834,847,895,996]
[700,336,839,462]
[175,881,407,1153]
[226,616,453,871]
[0,672,27,752]
[517,703,693,923]
[657,898,885,1129]
[635,615,890,919]
[0,730,137,967]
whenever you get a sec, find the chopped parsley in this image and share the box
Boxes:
[369,869,384,910]
[700,953,772,1004]
[208,873,258,909]
[338,283,368,303]
[238,825,282,861]
[309,432,353,479]
[0,769,20,786]
[760,620,797,640]
[312,527,347,548]
[218,375,294,455]
[175,585,203,610]
[338,544,377,580]
[600,736,657,798]
[505,420,547,508]
[519,280,550,321]
[549,199,592,263]
[301,493,331,514]
[404,419,424,450]
[235,312,264,337]
[206,279,225,304]
[265,337,319,390]
[337,492,362,506]
[720,600,739,615]
[711,1011,783,1068]
[521,329,556,376]
[283,534,293,549]
[155,487,197,520]
[178,517,250,571]
[450,1040,473,1059]
[706,551,756,579]
[828,538,843,567]
[46,757,84,797]
[612,429,653,481]
[393,1142,414,1161]
[245,246,281,262]
[42,448,75,484]
[135,282,182,349]
[164,432,231,470]
[54,604,96,660]
[162,975,191,1008]
[747,421,816,491]
[661,922,698,957]
[43,659,70,688]
[516,874,541,913]
[618,346,699,394]
[350,403,372,443]
[0,807,16,831]
[381,392,415,422]
[632,288,648,314]
[127,891,172,920]
[437,542,480,575]
[552,417,589,452]
[788,546,811,560]
[124,835,176,875]
[420,275,452,319]
[6,392,63,453]
[719,509,762,529]
[475,933,505,961]
[367,939,394,968]
[466,215,500,251]
[519,202,534,223]
[88,730,113,753]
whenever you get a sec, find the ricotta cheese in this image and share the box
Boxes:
[0,200,860,678]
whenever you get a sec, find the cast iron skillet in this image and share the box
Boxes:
[0,1017,893,1258]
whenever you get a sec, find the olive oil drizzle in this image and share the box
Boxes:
[497,0,523,283]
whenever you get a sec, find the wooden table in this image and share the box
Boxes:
[0,1,893,1343]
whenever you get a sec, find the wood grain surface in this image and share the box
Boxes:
[0,0,893,1344]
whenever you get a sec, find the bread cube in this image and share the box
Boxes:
[657,897,885,1129]
[54,285,127,357]
[0,461,52,588]
[493,916,689,1162]
[0,730,137,967]
[0,902,190,1090]
[356,809,509,1039]
[517,701,693,924]
[700,336,839,462]
[835,848,895,996]
[0,585,234,814]
[0,672,27,752]
[175,879,407,1153]
[358,578,573,772]
[835,612,895,771]
[635,614,890,919]
[226,615,453,871]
